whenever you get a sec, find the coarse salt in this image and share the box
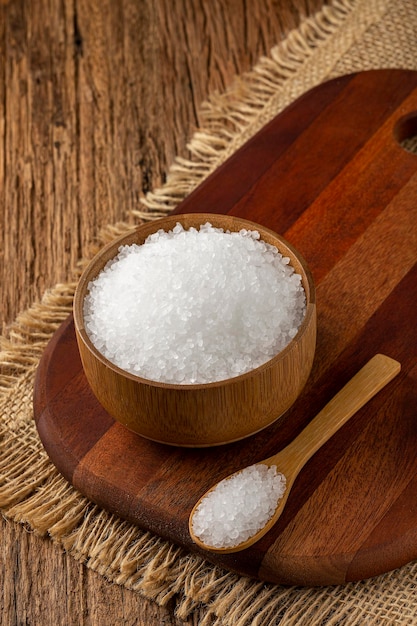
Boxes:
[83,222,306,384]
[191,464,286,548]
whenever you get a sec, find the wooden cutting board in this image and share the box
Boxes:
[34,70,417,586]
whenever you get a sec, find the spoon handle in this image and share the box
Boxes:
[278,354,401,472]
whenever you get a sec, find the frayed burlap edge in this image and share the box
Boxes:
[3,0,417,624]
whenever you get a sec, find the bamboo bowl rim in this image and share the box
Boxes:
[73,213,316,390]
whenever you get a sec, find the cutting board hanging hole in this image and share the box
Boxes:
[394,112,417,155]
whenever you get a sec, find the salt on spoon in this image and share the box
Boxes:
[189,354,401,554]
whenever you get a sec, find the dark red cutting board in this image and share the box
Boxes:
[34,70,417,586]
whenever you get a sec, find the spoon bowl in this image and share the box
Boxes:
[189,354,401,553]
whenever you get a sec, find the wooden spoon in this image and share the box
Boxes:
[189,354,401,554]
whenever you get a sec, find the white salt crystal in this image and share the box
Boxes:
[191,464,286,548]
[83,222,306,384]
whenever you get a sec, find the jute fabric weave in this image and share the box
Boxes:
[2,1,417,624]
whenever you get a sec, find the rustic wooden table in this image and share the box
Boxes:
[1,1,325,623]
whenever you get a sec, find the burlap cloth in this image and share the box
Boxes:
[2,0,417,624]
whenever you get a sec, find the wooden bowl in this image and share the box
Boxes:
[73,214,316,447]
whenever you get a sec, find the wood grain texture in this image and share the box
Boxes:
[0,0,325,334]
[34,70,417,586]
[1,0,327,622]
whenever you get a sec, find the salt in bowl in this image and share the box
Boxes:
[73,213,316,447]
